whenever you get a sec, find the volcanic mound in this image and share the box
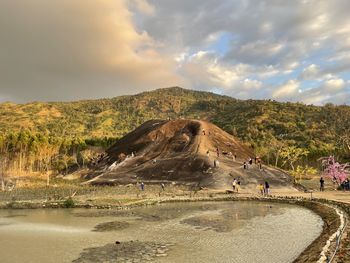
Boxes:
[86,119,293,189]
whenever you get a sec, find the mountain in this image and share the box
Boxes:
[0,87,231,138]
[86,119,292,189]
[0,87,349,164]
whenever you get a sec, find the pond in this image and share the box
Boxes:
[0,201,323,263]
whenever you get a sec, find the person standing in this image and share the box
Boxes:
[232,179,237,191]
[259,183,264,195]
[332,176,337,190]
[320,177,325,192]
[140,182,145,191]
[257,183,264,195]
[345,179,350,191]
[161,183,165,191]
[243,162,248,169]
[264,181,270,195]
[346,179,350,191]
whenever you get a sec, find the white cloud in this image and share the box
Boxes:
[286,78,348,105]
[180,51,247,89]
[174,52,188,63]
[232,40,285,65]
[135,0,349,104]
[272,80,300,100]
[324,78,345,91]
[130,0,155,16]
[301,64,321,80]
[240,79,262,90]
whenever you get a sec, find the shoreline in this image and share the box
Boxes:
[0,192,348,262]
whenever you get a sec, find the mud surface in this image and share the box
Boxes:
[1,214,26,218]
[181,215,233,232]
[73,203,222,221]
[73,241,171,263]
[180,204,279,232]
[93,221,130,232]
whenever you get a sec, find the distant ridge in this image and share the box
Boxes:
[0,86,349,162]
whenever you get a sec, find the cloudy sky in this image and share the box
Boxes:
[0,0,349,104]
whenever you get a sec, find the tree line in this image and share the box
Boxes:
[0,130,117,177]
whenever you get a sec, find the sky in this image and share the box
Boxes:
[0,0,349,105]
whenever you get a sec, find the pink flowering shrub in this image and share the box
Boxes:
[321,155,349,184]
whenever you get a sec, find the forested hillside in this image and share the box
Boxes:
[0,87,349,176]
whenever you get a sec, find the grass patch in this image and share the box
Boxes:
[63,197,75,208]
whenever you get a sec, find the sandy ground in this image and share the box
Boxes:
[1,174,349,204]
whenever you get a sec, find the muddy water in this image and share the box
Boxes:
[0,201,323,263]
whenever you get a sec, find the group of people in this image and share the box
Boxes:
[202,128,212,136]
[341,179,350,191]
[139,182,166,191]
[232,179,271,195]
[207,148,237,161]
[232,178,241,192]
[243,156,262,170]
[208,147,222,168]
[257,181,270,196]
[320,177,350,192]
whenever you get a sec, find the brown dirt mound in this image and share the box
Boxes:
[86,119,293,189]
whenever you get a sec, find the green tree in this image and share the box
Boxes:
[280,146,309,171]
[291,165,317,183]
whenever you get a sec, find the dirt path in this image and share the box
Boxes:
[274,190,350,204]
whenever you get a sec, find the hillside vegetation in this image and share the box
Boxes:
[0,87,349,177]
